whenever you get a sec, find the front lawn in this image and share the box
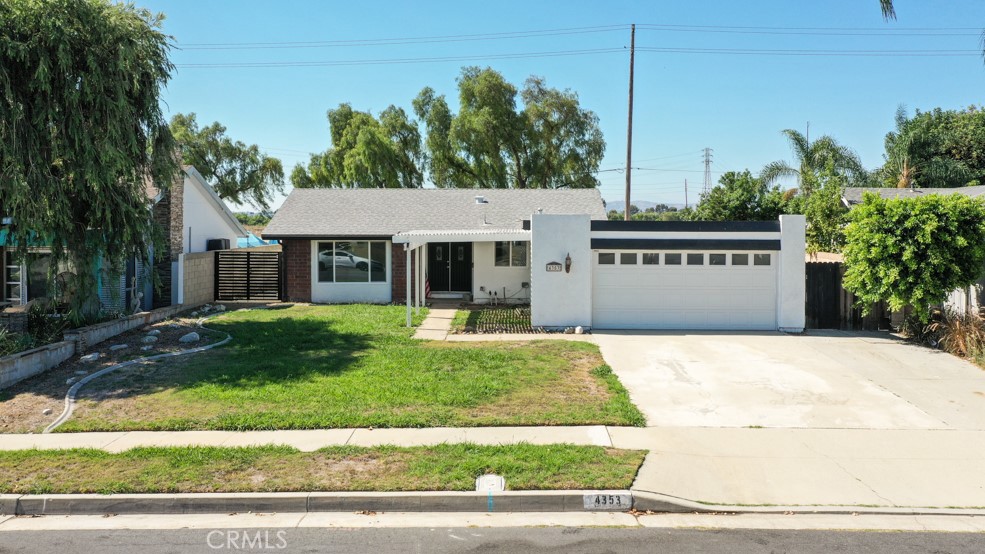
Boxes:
[58,304,644,431]
[0,444,646,493]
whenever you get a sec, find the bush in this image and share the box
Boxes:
[0,327,34,358]
[906,309,985,362]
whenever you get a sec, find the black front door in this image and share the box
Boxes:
[427,242,472,292]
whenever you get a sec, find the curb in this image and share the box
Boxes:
[0,491,633,516]
[5,491,985,517]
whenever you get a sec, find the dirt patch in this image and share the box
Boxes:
[0,314,226,433]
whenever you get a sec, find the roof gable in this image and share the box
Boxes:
[263,188,606,238]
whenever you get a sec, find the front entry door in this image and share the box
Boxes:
[427,242,472,292]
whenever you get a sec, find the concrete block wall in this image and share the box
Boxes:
[182,251,216,307]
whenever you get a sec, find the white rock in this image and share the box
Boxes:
[146,329,161,337]
[141,335,158,344]
[140,345,153,351]
[80,353,100,363]
[110,344,129,351]
[190,311,199,317]
[575,326,584,335]
[42,408,53,416]
[216,305,226,312]
[564,327,575,334]
[168,323,181,329]
[66,377,77,385]
[179,332,200,344]
[74,370,88,376]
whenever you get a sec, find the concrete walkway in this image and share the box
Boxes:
[412,306,455,340]
[7,426,985,509]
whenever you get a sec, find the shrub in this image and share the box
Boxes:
[907,309,985,363]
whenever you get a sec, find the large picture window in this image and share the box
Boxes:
[317,241,387,283]
[494,241,528,267]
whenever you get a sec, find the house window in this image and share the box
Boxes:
[709,253,727,266]
[3,251,21,305]
[598,252,615,265]
[754,253,772,266]
[642,253,659,265]
[687,253,704,265]
[732,253,749,266]
[495,241,528,267]
[664,253,682,265]
[316,241,387,283]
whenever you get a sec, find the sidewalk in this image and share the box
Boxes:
[6,426,985,510]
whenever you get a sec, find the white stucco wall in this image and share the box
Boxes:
[471,241,531,304]
[530,214,592,328]
[183,176,242,253]
[777,214,806,332]
[310,241,392,304]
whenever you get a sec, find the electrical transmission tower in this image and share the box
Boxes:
[702,148,713,196]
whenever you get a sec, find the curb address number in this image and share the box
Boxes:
[583,493,632,510]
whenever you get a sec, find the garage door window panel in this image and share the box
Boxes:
[732,253,749,266]
[709,253,726,266]
[598,253,615,265]
[754,253,772,266]
[620,253,638,265]
[665,253,682,265]
[642,253,659,265]
[687,253,704,265]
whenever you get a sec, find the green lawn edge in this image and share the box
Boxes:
[0,444,647,494]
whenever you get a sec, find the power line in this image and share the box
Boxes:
[636,46,979,57]
[636,23,980,37]
[180,25,629,50]
[176,47,625,68]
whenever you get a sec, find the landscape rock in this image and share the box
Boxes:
[80,353,101,363]
[168,323,181,329]
[110,344,129,351]
[140,345,153,351]
[179,332,200,344]
[141,335,158,344]
[575,326,584,335]
[74,370,88,376]
[66,377,77,385]
[146,329,161,337]
[564,327,575,334]
[41,408,53,416]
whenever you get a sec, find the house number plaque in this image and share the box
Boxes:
[545,262,563,272]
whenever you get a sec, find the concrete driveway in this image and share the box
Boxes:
[594,330,985,430]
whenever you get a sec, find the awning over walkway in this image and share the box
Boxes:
[392,228,530,250]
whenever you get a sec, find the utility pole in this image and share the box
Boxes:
[684,179,688,209]
[624,23,635,221]
[702,148,713,196]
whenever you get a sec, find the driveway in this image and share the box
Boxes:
[594,330,985,430]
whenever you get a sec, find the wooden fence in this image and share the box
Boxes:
[805,261,889,330]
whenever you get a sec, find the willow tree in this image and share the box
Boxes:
[0,0,176,317]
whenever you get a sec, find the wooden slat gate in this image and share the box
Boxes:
[215,250,284,301]
[806,261,889,330]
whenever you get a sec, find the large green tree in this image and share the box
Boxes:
[413,67,605,189]
[170,113,285,208]
[881,106,984,189]
[291,104,423,189]
[843,193,985,319]
[0,0,176,316]
[693,170,788,221]
[760,129,867,192]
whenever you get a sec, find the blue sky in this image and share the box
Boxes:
[140,0,985,210]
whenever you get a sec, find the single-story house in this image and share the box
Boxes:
[842,186,985,316]
[264,188,806,332]
[1,165,246,313]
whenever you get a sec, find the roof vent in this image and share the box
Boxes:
[475,195,488,205]
[536,208,544,214]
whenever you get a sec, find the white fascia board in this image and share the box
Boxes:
[590,231,782,241]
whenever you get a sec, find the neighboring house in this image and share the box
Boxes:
[0,165,246,313]
[842,186,985,317]
[263,188,806,331]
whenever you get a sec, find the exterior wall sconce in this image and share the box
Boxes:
[565,253,572,273]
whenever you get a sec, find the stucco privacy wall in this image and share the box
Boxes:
[530,214,592,328]
[778,214,807,331]
[472,241,532,304]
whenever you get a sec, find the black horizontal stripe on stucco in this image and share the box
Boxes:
[590,220,781,233]
[591,238,781,251]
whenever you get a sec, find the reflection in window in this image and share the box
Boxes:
[732,253,749,266]
[620,253,637,265]
[495,241,527,267]
[664,253,682,265]
[317,241,387,283]
[709,253,726,266]
[687,253,704,265]
[598,253,615,265]
[642,253,659,265]
[754,253,771,266]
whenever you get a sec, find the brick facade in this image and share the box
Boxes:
[390,243,418,304]
[152,171,184,307]
[282,239,312,302]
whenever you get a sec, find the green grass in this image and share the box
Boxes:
[59,304,644,431]
[0,444,646,493]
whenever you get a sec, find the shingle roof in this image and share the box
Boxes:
[262,188,607,238]
[842,186,985,206]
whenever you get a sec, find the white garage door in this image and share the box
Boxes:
[592,251,778,330]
